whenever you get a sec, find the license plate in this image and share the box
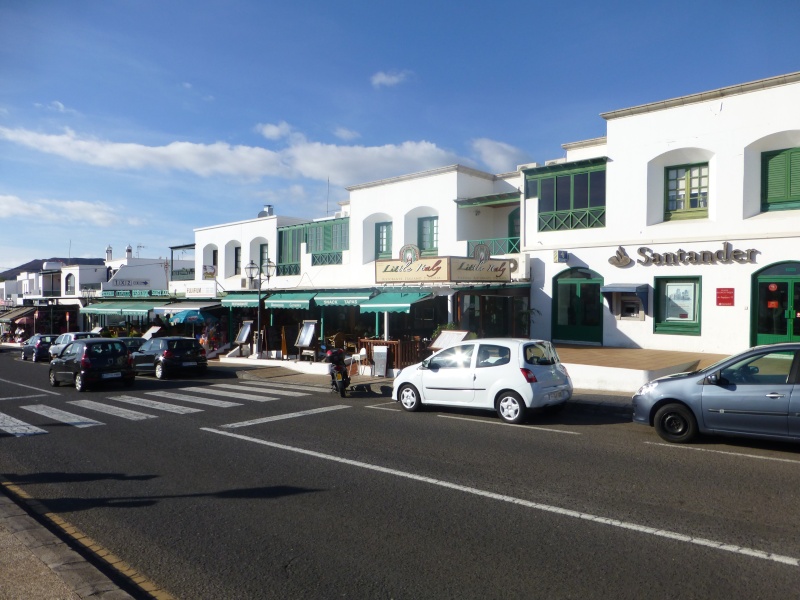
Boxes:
[335,372,343,381]
[550,390,567,401]
[102,372,122,379]
[183,361,197,367]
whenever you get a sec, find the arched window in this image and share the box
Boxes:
[65,274,75,295]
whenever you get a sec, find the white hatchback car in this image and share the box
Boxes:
[392,338,573,424]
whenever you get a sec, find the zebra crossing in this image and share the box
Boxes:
[0,381,321,437]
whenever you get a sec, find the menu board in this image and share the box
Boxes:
[235,321,252,345]
[372,345,388,377]
[430,330,470,351]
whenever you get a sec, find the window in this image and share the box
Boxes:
[654,277,701,336]
[418,217,438,254]
[234,247,241,275]
[212,249,218,267]
[428,344,474,369]
[476,344,511,368]
[528,162,606,232]
[259,244,269,270]
[332,220,349,250]
[376,222,392,259]
[665,163,708,220]
[65,274,75,295]
[720,350,795,386]
[762,147,800,212]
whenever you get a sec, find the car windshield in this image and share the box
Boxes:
[88,342,127,357]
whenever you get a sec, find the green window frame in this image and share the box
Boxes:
[654,276,701,336]
[527,162,606,232]
[762,147,800,212]
[259,244,269,270]
[665,163,708,220]
[418,216,438,255]
[376,222,392,259]
[234,246,241,275]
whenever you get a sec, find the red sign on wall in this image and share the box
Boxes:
[716,288,735,306]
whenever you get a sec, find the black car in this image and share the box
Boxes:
[49,338,135,392]
[21,334,58,362]
[116,336,147,352]
[132,336,208,379]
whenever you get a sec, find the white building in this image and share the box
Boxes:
[524,71,800,354]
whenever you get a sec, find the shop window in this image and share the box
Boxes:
[654,277,701,336]
[418,217,438,255]
[665,163,708,220]
[376,222,392,259]
[762,147,800,212]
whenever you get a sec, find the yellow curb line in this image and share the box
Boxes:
[1,481,176,600]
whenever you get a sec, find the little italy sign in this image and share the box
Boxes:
[376,244,512,284]
[608,241,759,268]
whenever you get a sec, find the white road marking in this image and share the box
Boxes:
[68,400,156,421]
[0,412,48,436]
[236,380,328,393]
[145,391,242,408]
[439,414,581,435]
[645,441,800,464]
[110,395,203,414]
[0,394,49,402]
[220,405,351,429]
[201,428,800,568]
[180,386,280,402]
[365,402,400,411]
[21,405,104,428]
[0,377,60,396]
[212,383,310,397]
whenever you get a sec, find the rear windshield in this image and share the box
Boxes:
[87,342,128,357]
[523,342,558,366]
[168,339,200,351]
[76,333,100,340]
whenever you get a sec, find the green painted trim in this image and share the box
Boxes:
[653,276,702,336]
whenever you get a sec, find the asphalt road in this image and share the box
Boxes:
[1,346,800,599]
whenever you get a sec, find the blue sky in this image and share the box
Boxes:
[1,0,798,270]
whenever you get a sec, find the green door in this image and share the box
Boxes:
[552,268,603,344]
[755,275,800,345]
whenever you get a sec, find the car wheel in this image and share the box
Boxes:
[654,403,697,443]
[496,391,526,424]
[75,373,87,392]
[31,352,38,363]
[48,370,59,387]
[20,351,26,361]
[155,363,166,379]
[398,384,422,412]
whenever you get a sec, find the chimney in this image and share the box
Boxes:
[106,245,113,261]
[125,244,133,259]
[258,204,274,218]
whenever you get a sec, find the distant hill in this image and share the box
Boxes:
[0,258,105,281]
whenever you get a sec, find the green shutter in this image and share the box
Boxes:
[790,151,800,197]
[766,153,788,201]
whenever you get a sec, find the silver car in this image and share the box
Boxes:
[392,338,573,424]
[632,342,800,443]
[48,331,101,359]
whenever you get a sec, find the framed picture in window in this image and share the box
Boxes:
[664,283,695,321]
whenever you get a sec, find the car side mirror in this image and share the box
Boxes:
[420,359,430,370]
[706,371,721,385]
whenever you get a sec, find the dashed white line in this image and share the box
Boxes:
[0,377,60,396]
[645,441,800,464]
[438,414,580,434]
[220,405,351,429]
[200,427,800,568]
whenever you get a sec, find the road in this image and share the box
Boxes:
[1,345,799,599]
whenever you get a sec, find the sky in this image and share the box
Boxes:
[1,0,799,270]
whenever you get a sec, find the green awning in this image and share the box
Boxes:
[221,293,262,308]
[263,292,316,309]
[359,292,432,314]
[314,290,373,307]
[80,301,167,315]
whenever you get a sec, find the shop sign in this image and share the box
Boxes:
[185,284,216,298]
[716,288,735,306]
[101,289,168,298]
[110,279,149,287]
[609,242,758,268]
[375,245,511,284]
[203,265,217,280]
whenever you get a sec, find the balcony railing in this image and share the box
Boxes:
[538,208,605,232]
[467,237,521,256]
[311,252,343,266]
[277,262,300,276]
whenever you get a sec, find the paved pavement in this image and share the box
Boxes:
[0,361,631,599]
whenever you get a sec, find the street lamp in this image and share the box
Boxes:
[81,287,94,331]
[244,259,276,358]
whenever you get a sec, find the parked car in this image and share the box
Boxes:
[116,336,147,352]
[392,338,573,424]
[49,332,101,359]
[131,336,208,379]
[48,338,135,392]
[21,334,58,362]
[633,342,800,444]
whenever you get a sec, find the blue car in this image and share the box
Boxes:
[633,343,800,444]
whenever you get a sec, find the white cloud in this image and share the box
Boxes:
[181,82,193,89]
[371,70,412,89]
[470,138,532,173]
[256,121,292,140]
[333,127,360,141]
[34,101,77,115]
[0,125,463,187]
[0,194,145,227]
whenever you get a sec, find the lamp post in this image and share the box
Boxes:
[81,287,93,331]
[244,259,276,358]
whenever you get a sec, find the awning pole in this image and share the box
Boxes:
[375,313,379,338]
[448,295,454,324]
[384,311,389,341]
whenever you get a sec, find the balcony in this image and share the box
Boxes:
[311,252,343,266]
[466,237,521,256]
[277,262,300,276]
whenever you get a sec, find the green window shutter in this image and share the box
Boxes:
[766,152,788,201]
[790,151,800,197]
